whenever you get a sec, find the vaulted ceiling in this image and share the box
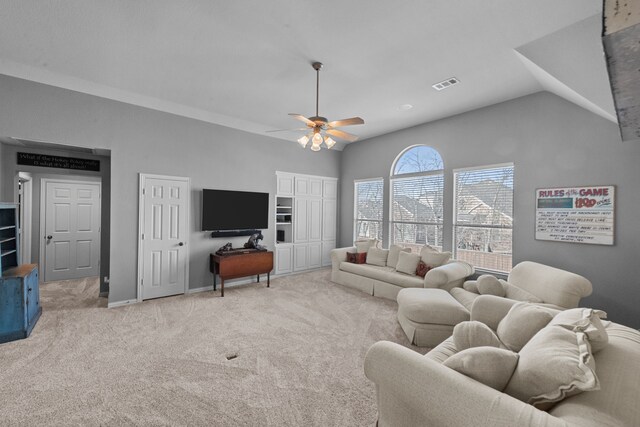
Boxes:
[0,1,616,148]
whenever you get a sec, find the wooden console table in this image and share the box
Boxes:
[209,250,273,297]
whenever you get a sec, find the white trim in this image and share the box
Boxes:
[452,162,514,174]
[390,144,444,178]
[137,173,191,303]
[107,299,138,309]
[39,177,102,283]
[186,285,214,294]
[354,177,384,183]
[276,170,338,181]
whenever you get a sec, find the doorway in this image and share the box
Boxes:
[18,173,33,264]
[40,178,101,282]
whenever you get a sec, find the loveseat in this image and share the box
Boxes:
[330,243,474,301]
[365,295,640,427]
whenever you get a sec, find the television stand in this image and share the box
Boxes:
[209,250,273,297]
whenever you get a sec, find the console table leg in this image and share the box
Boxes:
[221,280,224,297]
[213,263,217,291]
[267,272,270,287]
[257,274,260,283]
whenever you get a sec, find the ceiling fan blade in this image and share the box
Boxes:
[266,128,308,133]
[326,128,359,142]
[327,117,364,128]
[288,113,315,126]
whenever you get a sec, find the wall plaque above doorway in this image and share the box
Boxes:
[17,152,100,172]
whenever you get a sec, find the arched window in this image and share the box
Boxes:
[390,146,444,252]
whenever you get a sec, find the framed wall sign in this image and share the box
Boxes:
[17,152,100,172]
[535,185,615,245]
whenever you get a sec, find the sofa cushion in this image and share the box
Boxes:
[397,288,469,325]
[453,321,502,351]
[496,303,554,352]
[415,260,431,278]
[463,280,479,293]
[366,247,389,267]
[421,250,452,268]
[425,336,458,364]
[550,308,609,353]
[477,274,506,297]
[355,238,379,253]
[387,245,410,269]
[450,288,480,311]
[346,252,366,264]
[339,262,424,288]
[444,346,519,391]
[395,251,421,275]
[499,279,544,303]
[504,325,600,409]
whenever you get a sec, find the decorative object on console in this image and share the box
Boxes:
[216,242,234,254]
[267,62,365,151]
[243,232,265,250]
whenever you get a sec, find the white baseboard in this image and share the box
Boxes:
[107,299,138,308]
[186,285,214,294]
[187,277,263,294]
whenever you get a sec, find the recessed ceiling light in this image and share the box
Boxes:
[432,77,460,91]
[399,104,413,111]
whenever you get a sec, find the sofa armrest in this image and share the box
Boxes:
[330,246,355,273]
[364,341,568,427]
[424,260,474,291]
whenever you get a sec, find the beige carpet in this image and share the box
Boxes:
[0,268,426,426]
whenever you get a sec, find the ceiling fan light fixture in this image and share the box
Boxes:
[312,132,323,145]
[325,137,336,149]
[310,143,321,152]
[297,135,310,147]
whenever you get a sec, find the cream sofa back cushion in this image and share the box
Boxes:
[444,346,519,391]
[366,247,389,267]
[395,251,421,275]
[355,238,379,253]
[496,303,554,352]
[453,321,503,351]
[387,245,410,269]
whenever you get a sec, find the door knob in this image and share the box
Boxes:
[178,242,184,246]
[46,235,52,240]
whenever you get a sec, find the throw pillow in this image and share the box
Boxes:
[550,308,609,353]
[504,325,600,409]
[477,275,506,297]
[443,346,519,391]
[496,303,554,352]
[421,251,452,268]
[499,279,544,303]
[387,245,410,269]
[346,252,366,264]
[355,238,379,253]
[395,251,421,275]
[366,247,389,267]
[415,260,431,278]
[463,280,479,294]
[453,321,503,351]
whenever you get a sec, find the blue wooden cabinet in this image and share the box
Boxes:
[0,264,41,343]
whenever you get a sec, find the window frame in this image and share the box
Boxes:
[389,146,445,250]
[452,162,514,274]
[353,177,384,242]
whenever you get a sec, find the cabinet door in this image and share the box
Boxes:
[275,245,293,274]
[277,174,294,196]
[294,177,309,196]
[323,179,338,199]
[25,268,39,326]
[294,198,309,243]
[308,199,322,242]
[309,178,323,197]
[308,242,322,269]
[322,241,336,267]
[293,244,308,271]
[322,199,337,241]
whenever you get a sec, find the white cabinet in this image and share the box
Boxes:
[277,173,294,197]
[322,199,336,241]
[308,242,322,269]
[293,244,308,271]
[322,241,335,267]
[309,178,323,197]
[308,199,322,242]
[275,245,293,274]
[294,198,309,243]
[295,176,309,196]
[323,179,338,199]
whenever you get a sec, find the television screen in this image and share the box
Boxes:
[202,189,269,231]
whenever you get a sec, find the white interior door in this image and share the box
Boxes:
[138,174,190,301]
[43,179,101,282]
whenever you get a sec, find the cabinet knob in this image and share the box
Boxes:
[28,287,32,292]
[178,242,184,246]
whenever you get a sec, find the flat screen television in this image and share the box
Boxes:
[202,189,269,231]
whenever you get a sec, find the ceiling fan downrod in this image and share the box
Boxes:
[313,62,323,119]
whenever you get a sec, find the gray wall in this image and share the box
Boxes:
[0,144,111,294]
[340,92,640,328]
[0,75,340,304]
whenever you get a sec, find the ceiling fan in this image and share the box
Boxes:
[268,61,364,151]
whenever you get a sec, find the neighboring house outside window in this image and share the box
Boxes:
[354,178,384,241]
[453,163,514,273]
[390,146,444,253]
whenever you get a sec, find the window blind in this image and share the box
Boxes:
[354,179,384,240]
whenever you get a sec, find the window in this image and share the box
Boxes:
[390,146,444,252]
[453,163,514,273]
[354,178,384,241]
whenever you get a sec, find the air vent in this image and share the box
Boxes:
[432,77,460,91]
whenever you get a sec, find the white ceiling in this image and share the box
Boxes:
[0,1,613,149]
